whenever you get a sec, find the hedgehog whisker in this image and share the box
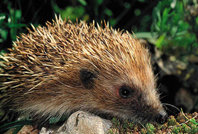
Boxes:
[138,121,145,128]
[162,103,180,112]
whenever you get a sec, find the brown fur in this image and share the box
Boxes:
[0,16,165,123]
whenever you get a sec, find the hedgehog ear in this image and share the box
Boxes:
[80,69,97,89]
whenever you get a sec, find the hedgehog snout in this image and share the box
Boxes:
[155,110,168,124]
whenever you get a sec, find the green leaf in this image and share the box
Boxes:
[0,29,8,40]
[134,9,141,16]
[170,26,178,37]
[134,32,157,39]
[0,13,6,23]
[156,34,166,48]
[195,17,198,25]
[161,8,171,31]
[190,118,198,125]
[78,0,87,6]
[124,2,131,9]
[15,10,22,20]
[138,0,145,2]
[51,0,62,13]
[96,0,103,5]
[7,23,26,28]
[104,8,112,16]
[109,18,116,27]
[60,6,85,21]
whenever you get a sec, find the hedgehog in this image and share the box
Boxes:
[0,16,167,124]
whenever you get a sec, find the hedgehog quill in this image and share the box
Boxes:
[0,17,167,124]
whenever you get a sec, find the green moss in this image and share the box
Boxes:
[140,128,147,134]
[168,115,178,126]
[146,123,156,132]
[109,112,198,133]
[182,124,191,133]
[172,126,181,133]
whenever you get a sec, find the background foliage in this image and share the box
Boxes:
[0,0,158,49]
[0,0,197,57]
[151,0,198,56]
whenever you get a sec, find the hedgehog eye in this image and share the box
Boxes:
[80,69,97,89]
[119,85,134,98]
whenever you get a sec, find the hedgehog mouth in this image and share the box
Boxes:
[127,114,155,124]
[136,115,154,124]
[122,109,156,124]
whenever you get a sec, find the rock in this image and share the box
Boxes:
[58,111,112,134]
[40,111,112,134]
[40,127,54,134]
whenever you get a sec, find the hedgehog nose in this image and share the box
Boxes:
[155,111,168,124]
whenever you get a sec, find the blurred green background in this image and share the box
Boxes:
[1,0,197,54]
